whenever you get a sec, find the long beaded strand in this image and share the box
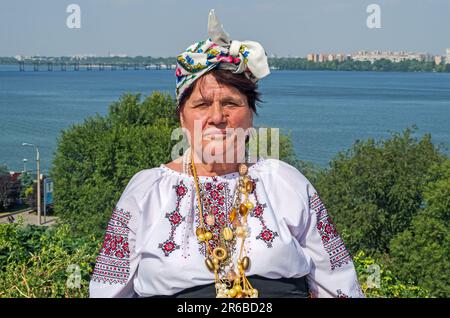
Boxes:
[190,149,258,298]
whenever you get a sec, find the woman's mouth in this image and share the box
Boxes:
[203,129,231,140]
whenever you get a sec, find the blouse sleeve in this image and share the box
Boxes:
[297,180,364,298]
[89,170,151,298]
[263,159,364,298]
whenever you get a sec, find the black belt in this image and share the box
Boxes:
[149,275,309,298]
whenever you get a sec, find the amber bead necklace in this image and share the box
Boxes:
[189,148,258,298]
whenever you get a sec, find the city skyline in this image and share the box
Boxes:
[1,0,449,57]
[9,48,450,60]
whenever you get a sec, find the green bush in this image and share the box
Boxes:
[1,221,433,298]
[353,251,430,298]
[0,220,100,298]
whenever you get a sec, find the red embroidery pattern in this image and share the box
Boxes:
[158,181,187,256]
[195,177,235,257]
[92,207,131,285]
[309,192,351,270]
[251,178,279,248]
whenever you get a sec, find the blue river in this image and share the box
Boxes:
[0,65,449,173]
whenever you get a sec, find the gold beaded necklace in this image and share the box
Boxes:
[190,149,259,298]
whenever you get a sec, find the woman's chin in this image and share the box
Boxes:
[199,140,241,163]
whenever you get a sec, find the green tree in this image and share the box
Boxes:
[0,164,8,174]
[0,174,21,211]
[51,92,179,237]
[372,59,393,72]
[18,172,33,202]
[266,57,449,73]
[18,172,33,188]
[389,159,450,297]
[314,126,447,255]
[26,180,44,211]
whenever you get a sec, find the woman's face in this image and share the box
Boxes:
[180,73,253,164]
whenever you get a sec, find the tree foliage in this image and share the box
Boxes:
[18,172,33,200]
[26,181,43,211]
[312,127,449,297]
[389,159,450,297]
[51,92,179,237]
[314,126,447,255]
[0,173,21,211]
[0,164,8,174]
[268,57,450,73]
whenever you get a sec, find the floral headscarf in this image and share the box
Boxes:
[175,9,270,102]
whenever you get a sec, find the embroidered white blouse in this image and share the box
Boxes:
[89,158,364,298]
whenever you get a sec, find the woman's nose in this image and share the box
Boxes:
[208,102,226,125]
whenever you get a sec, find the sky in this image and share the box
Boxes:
[0,0,449,57]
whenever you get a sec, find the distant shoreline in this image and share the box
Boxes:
[1,65,449,74]
[1,56,449,73]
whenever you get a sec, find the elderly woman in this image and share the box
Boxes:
[89,10,363,298]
